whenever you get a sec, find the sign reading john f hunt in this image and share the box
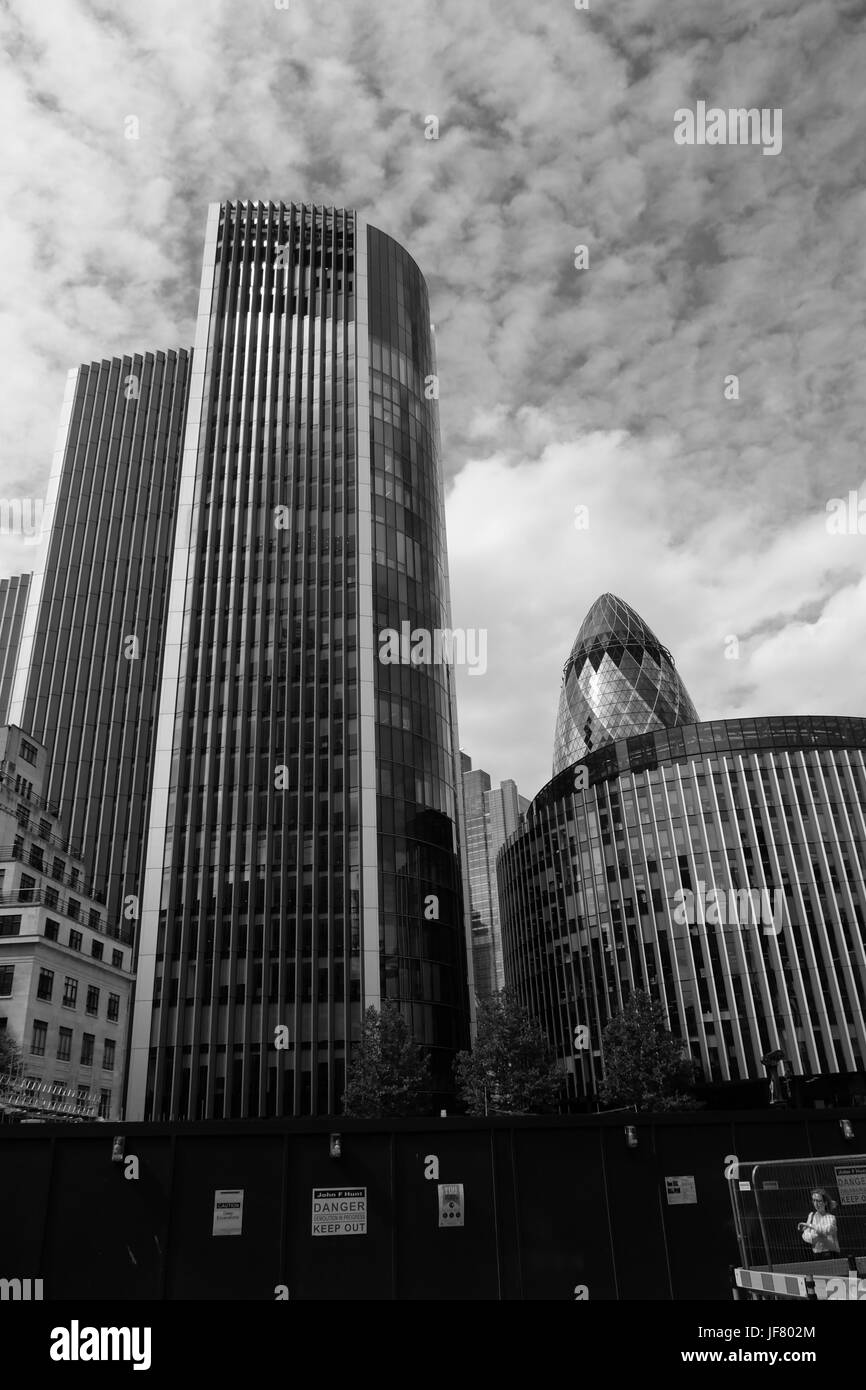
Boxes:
[834,1165,866,1206]
[311,1187,367,1236]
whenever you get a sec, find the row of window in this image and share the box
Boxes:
[0,914,125,968]
[30,1022,115,1069]
[34,969,120,1019]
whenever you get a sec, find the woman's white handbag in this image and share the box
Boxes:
[801,1221,817,1245]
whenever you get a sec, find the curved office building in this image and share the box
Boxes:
[552,593,699,776]
[499,715,866,1102]
[127,202,470,1119]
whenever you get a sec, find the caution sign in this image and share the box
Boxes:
[665,1176,697,1205]
[311,1186,367,1236]
[835,1164,866,1206]
[212,1189,244,1236]
[438,1182,465,1227]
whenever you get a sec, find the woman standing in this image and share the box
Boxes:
[798,1189,840,1257]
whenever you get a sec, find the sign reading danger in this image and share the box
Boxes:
[311,1186,367,1236]
[438,1182,465,1227]
[835,1164,866,1206]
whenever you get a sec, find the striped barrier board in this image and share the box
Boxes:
[735,1266,866,1299]
[735,1267,810,1299]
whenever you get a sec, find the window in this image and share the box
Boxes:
[68,898,80,920]
[30,1020,47,1056]
[86,986,99,1016]
[44,918,59,941]
[80,1033,94,1066]
[57,1027,72,1061]
[76,1084,89,1106]
[0,965,13,997]
[102,1039,116,1071]
[37,968,54,1001]
[19,873,36,903]
[111,949,123,969]
[39,818,51,839]
[20,739,38,765]
[45,887,59,908]
[0,916,21,936]
[98,1088,111,1119]
[107,993,120,1023]
[62,976,78,1008]
[69,929,82,952]
[91,940,103,961]
[51,857,64,880]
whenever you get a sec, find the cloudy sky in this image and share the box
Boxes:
[1,0,865,799]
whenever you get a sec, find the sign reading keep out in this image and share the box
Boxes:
[835,1164,866,1206]
[311,1187,367,1236]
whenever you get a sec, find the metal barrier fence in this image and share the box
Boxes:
[729,1152,866,1299]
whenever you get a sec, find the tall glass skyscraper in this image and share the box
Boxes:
[4,353,190,927]
[552,593,699,775]
[0,574,30,722]
[126,202,470,1119]
[458,752,528,999]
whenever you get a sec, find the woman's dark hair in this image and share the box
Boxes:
[810,1187,838,1212]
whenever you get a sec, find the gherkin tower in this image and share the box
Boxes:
[552,593,699,775]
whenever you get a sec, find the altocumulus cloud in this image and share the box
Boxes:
[0,0,864,793]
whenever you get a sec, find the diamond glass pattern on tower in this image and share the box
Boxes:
[551,593,699,775]
[126,202,470,1120]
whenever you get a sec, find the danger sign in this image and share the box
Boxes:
[835,1165,866,1206]
[311,1186,367,1236]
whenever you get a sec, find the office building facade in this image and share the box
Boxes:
[458,753,527,998]
[4,353,190,930]
[0,575,30,724]
[502,593,866,1103]
[126,202,470,1120]
[0,726,133,1121]
[501,713,866,1103]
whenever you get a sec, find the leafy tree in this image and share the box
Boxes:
[0,1029,21,1075]
[599,990,700,1111]
[342,1001,432,1117]
[454,989,563,1116]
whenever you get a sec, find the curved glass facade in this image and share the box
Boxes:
[500,717,866,1101]
[368,225,470,1094]
[127,202,469,1119]
[552,593,699,775]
